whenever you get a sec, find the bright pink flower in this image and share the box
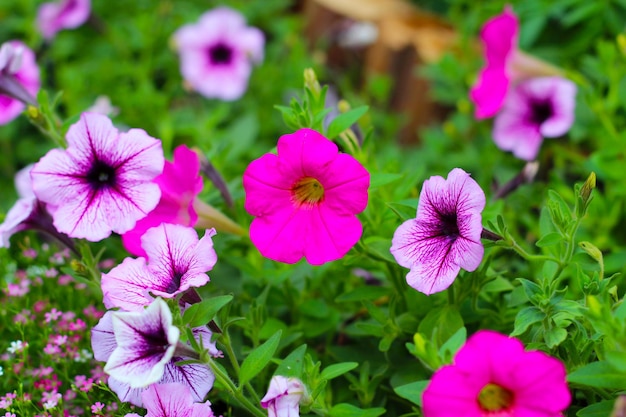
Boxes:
[243,128,369,265]
[469,7,518,119]
[390,168,484,295]
[102,224,217,311]
[37,0,91,40]
[31,113,164,242]
[122,145,203,257]
[422,330,571,417]
[493,76,576,161]
[261,376,305,417]
[0,41,40,124]
[141,383,215,417]
[174,7,264,101]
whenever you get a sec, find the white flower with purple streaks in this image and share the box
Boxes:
[101,224,217,311]
[104,298,179,388]
[141,383,215,417]
[261,376,306,417]
[91,306,217,407]
[493,76,577,161]
[390,168,485,295]
[30,112,164,242]
[173,7,264,101]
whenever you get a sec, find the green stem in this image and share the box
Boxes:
[509,238,559,264]
[220,331,261,405]
[206,356,267,417]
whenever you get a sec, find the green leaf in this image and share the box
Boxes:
[544,327,567,348]
[182,295,233,328]
[239,330,282,386]
[439,327,466,361]
[568,361,626,389]
[274,344,307,379]
[511,307,544,336]
[517,278,543,302]
[320,362,358,381]
[394,380,429,407]
[575,400,615,417]
[418,306,463,346]
[536,232,563,248]
[328,403,386,417]
[335,286,391,302]
[369,173,403,189]
[326,105,369,139]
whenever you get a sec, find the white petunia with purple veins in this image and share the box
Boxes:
[173,7,264,101]
[493,76,577,161]
[104,298,179,388]
[141,383,215,417]
[30,112,164,242]
[101,224,217,311]
[91,304,217,407]
[390,168,485,295]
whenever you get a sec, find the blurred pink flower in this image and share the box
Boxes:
[122,145,203,257]
[31,113,164,241]
[0,41,40,125]
[493,76,577,161]
[141,383,215,417]
[261,376,305,417]
[422,330,570,417]
[469,7,562,120]
[390,168,484,295]
[174,7,264,101]
[243,128,370,265]
[469,7,518,119]
[37,0,91,40]
[103,224,217,311]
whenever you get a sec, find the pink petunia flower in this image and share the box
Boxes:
[422,330,571,417]
[261,376,306,417]
[91,307,217,407]
[243,128,370,265]
[173,7,264,101]
[31,112,164,242]
[469,7,561,119]
[390,168,485,295]
[102,224,217,311]
[0,41,40,124]
[141,383,215,417]
[121,145,203,257]
[37,0,91,40]
[493,76,577,161]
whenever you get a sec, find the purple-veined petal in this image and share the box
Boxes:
[104,298,179,388]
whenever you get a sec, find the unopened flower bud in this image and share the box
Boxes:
[579,172,596,206]
[303,68,321,98]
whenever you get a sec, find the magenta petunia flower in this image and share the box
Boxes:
[122,145,203,257]
[173,7,264,101]
[37,0,91,40]
[493,76,577,161]
[422,330,571,417]
[104,298,179,388]
[243,128,370,265]
[30,112,164,242]
[390,168,485,295]
[261,376,306,417]
[0,41,40,125]
[102,223,217,311]
[469,7,518,120]
[91,306,217,407]
[141,383,215,417]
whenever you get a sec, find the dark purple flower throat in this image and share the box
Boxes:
[208,43,233,65]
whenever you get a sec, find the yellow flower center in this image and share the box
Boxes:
[478,383,514,412]
[292,177,325,207]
